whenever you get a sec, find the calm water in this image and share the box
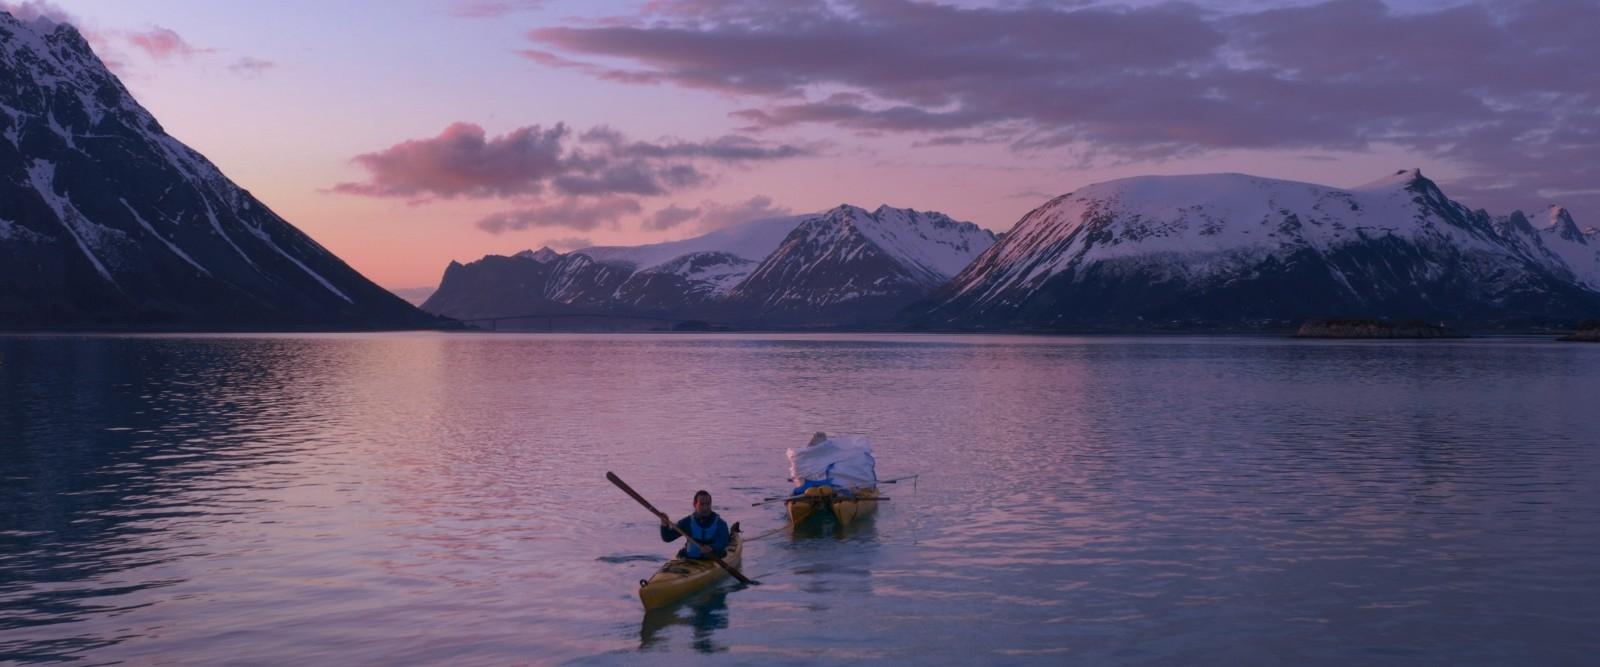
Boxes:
[2,333,1598,665]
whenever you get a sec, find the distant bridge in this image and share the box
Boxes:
[452,312,734,332]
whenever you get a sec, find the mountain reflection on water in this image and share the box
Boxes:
[3,332,1599,664]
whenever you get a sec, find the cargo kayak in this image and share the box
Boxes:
[638,528,743,611]
[786,485,880,528]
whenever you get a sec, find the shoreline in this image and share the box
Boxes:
[1,327,1591,340]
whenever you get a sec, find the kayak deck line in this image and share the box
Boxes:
[786,484,882,528]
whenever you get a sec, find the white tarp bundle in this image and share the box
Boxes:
[787,434,877,490]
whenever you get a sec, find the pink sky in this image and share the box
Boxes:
[27,0,1598,289]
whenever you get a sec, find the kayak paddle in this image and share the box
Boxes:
[606,471,759,586]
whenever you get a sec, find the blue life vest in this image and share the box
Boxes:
[686,515,720,558]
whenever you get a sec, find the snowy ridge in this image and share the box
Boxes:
[927,169,1600,328]
[850,205,996,284]
[1533,205,1600,290]
[515,246,562,263]
[634,251,755,297]
[0,8,430,327]
[960,171,1510,303]
[1,12,163,152]
[425,204,997,323]
[576,216,803,270]
[726,204,997,314]
[731,210,906,309]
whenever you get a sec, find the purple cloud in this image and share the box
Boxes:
[451,1,546,19]
[0,0,71,24]
[334,122,807,201]
[475,196,642,234]
[1,7,276,78]
[516,48,667,86]
[540,236,591,251]
[579,126,812,162]
[697,195,793,232]
[645,203,699,231]
[334,122,570,199]
[731,98,984,133]
[125,26,213,60]
[528,0,1600,215]
[530,1,1221,100]
[229,56,275,77]
[1008,188,1057,201]
[552,162,706,197]
[912,133,1012,148]
[642,195,793,232]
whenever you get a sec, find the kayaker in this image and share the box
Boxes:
[659,490,731,559]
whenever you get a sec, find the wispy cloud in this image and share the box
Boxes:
[229,56,275,77]
[451,1,547,19]
[0,0,71,25]
[0,5,276,80]
[644,203,700,231]
[125,26,213,60]
[538,236,591,251]
[475,196,642,234]
[644,195,793,232]
[1008,188,1057,201]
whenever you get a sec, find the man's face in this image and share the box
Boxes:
[694,494,712,516]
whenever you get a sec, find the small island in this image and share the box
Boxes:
[1559,320,1600,342]
[1294,319,1466,339]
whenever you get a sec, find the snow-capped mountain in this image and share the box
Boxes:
[423,216,802,320]
[0,10,434,328]
[727,204,996,320]
[515,246,562,263]
[1531,206,1600,290]
[576,215,802,271]
[574,215,803,308]
[422,206,996,325]
[917,170,1600,329]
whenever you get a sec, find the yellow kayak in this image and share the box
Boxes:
[638,529,743,611]
[786,485,831,525]
[786,485,880,528]
[833,486,880,528]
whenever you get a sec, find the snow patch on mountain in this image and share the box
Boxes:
[1535,205,1600,290]
[926,169,1600,328]
[635,251,756,296]
[726,204,997,315]
[0,215,46,242]
[426,204,996,323]
[0,100,21,146]
[196,195,258,272]
[577,216,803,270]
[515,246,562,263]
[959,171,1513,305]
[119,198,210,276]
[853,205,996,284]
[26,159,122,286]
[255,229,354,304]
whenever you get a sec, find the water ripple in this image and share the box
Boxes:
[1,333,1598,663]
